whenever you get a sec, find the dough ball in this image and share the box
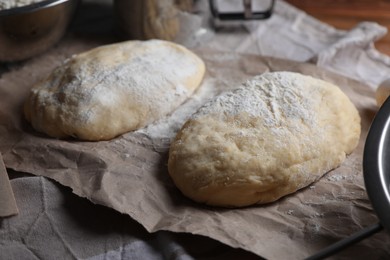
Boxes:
[376,79,390,107]
[24,40,205,141]
[168,72,361,207]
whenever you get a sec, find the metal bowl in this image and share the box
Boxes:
[363,95,390,233]
[0,0,79,62]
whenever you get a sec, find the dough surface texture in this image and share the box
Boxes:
[24,40,205,141]
[168,72,361,207]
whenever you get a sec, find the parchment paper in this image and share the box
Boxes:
[0,153,18,217]
[1,175,261,260]
[0,35,389,259]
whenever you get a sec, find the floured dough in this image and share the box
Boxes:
[168,72,361,207]
[24,39,205,141]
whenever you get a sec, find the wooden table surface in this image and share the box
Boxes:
[285,0,390,55]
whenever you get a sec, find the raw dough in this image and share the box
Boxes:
[168,72,361,207]
[24,39,205,141]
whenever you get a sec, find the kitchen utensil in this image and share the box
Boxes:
[0,0,79,62]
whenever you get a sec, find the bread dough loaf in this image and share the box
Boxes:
[24,40,205,141]
[168,72,361,207]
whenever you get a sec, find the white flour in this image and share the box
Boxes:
[137,72,323,142]
[136,78,220,140]
[0,0,44,10]
[79,40,201,124]
[27,40,205,141]
[195,72,315,126]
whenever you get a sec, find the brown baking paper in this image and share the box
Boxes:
[0,153,18,217]
[0,37,389,259]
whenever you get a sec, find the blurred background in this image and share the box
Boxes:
[285,0,390,55]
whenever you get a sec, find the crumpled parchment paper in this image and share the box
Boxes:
[2,175,259,260]
[0,34,389,259]
[0,153,18,217]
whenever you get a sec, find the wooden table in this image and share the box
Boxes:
[285,0,390,55]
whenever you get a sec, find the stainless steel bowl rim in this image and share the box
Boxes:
[0,0,71,17]
[363,96,390,233]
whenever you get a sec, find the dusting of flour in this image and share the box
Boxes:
[67,40,201,124]
[193,72,321,147]
[137,72,324,141]
[25,39,208,141]
[195,72,315,127]
[136,78,220,140]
